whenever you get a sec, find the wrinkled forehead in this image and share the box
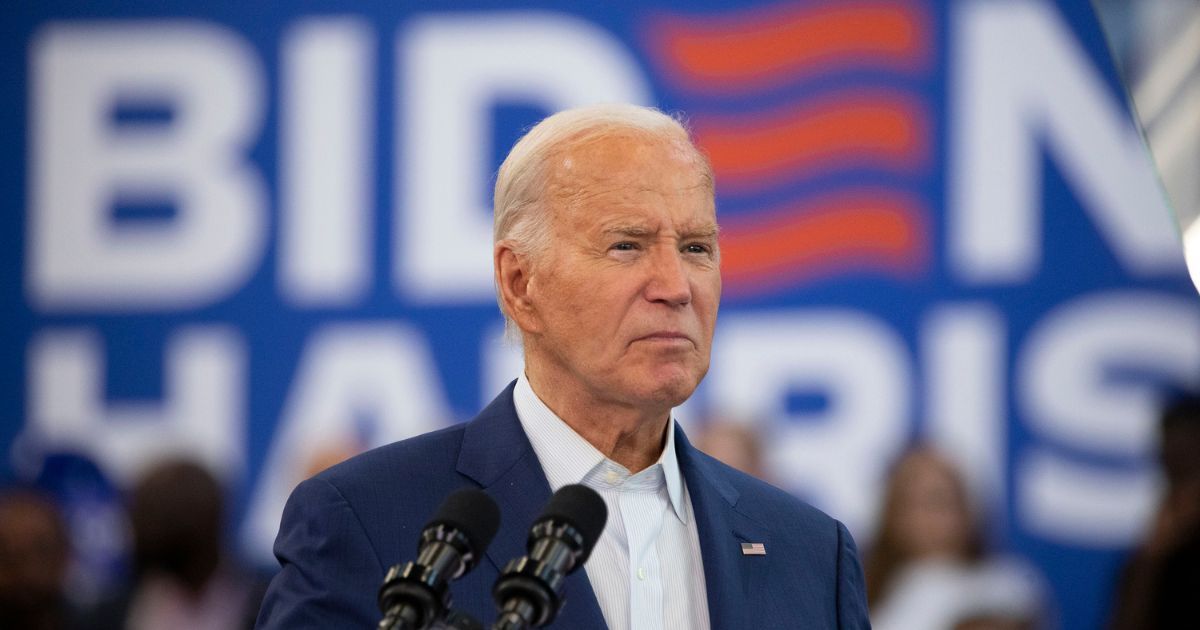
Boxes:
[544,132,714,204]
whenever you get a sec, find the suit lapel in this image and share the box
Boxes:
[675,425,771,630]
[456,383,607,629]
[457,386,771,629]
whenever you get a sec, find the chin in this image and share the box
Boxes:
[644,387,693,409]
[633,369,703,408]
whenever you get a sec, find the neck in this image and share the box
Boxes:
[524,362,671,473]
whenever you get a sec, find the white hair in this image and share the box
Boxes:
[492,103,712,341]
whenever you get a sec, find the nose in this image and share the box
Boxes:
[645,247,692,306]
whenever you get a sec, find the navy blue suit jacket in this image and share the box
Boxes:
[256,383,870,628]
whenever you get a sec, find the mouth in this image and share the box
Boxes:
[633,331,694,345]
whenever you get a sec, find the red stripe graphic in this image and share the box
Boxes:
[719,191,927,295]
[649,2,930,93]
[693,90,928,193]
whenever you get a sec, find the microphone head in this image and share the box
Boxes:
[425,488,501,558]
[535,484,608,564]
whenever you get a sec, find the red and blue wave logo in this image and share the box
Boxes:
[643,1,933,297]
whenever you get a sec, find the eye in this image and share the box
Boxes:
[611,242,638,251]
[683,243,712,255]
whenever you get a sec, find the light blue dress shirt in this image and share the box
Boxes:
[513,374,711,630]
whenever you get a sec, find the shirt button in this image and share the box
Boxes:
[637,567,647,581]
[606,470,619,483]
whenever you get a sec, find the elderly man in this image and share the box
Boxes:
[256,104,869,629]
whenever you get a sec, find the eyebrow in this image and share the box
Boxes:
[602,225,654,238]
[684,225,721,239]
[600,224,720,238]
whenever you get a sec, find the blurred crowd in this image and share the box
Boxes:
[693,394,1200,630]
[0,457,265,630]
[3,396,1198,629]
[695,421,1049,630]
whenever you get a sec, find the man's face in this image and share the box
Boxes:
[522,132,720,411]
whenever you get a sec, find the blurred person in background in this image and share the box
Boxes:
[866,445,1048,630]
[118,458,262,630]
[0,487,78,630]
[691,417,770,482]
[1108,396,1200,630]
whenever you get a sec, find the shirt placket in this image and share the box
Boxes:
[620,470,666,630]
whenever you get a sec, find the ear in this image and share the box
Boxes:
[494,242,542,335]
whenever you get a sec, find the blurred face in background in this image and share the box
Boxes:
[891,450,974,560]
[0,492,69,614]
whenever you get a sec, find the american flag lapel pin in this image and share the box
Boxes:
[740,542,766,556]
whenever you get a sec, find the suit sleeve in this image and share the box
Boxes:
[835,520,872,629]
[255,476,385,629]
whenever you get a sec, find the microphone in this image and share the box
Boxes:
[491,484,608,630]
[378,488,501,630]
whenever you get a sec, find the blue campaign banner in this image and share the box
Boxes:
[2,1,1197,628]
